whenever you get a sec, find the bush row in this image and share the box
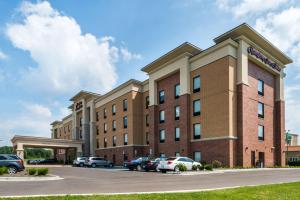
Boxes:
[27,168,49,176]
[0,167,8,175]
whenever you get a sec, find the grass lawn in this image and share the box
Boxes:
[1,182,300,200]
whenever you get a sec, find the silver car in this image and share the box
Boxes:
[85,157,114,168]
[73,157,87,167]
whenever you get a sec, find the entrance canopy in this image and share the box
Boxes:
[11,135,83,160]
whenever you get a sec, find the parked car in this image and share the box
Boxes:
[141,157,166,172]
[0,154,25,174]
[27,159,41,165]
[158,157,201,173]
[73,157,86,167]
[85,157,114,168]
[38,158,58,165]
[123,157,150,171]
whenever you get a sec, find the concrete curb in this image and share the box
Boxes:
[0,175,63,182]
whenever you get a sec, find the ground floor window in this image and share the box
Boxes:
[123,154,128,161]
[175,152,180,157]
[160,153,166,158]
[194,151,201,162]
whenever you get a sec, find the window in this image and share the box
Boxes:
[145,114,149,127]
[193,100,201,116]
[175,127,180,141]
[175,152,180,157]
[258,102,264,118]
[112,120,116,131]
[103,108,107,119]
[104,138,107,148]
[174,84,180,99]
[0,155,7,160]
[79,117,82,127]
[160,153,166,158]
[112,104,116,115]
[96,140,99,149]
[146,96,149,109]
[258,125,264,141]
[79,130,82,139]
[146,132,149,145]
[258,79,264,96]
[159,129,165,143]
[124,133,128,145]
[159,110,165,123]
[113,136,117,147]
[159,90,165,104]
[123,116,128,128]
[96,112,99,121]
[104,123,107,133]
[123,99,128,111]
[194,152,201,162]
[96,126,99,135]
[193,76,201,93]
[193,123,201,139]
[175,106,180,120]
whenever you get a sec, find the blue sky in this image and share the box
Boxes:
[0,0,300,145]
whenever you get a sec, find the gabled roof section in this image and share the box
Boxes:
[70,90,101,101]
[141,42,202,73]
[214,23,293,65]
[50,120,62,126]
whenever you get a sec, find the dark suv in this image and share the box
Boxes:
[0,154,25,174]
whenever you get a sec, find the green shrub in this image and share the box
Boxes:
[204,164,213,171]
[198,165,205,171]
[192,165,198,171]
[37,168,49,176]
[27,168,37,175]
[176,163,187,172]
[0,167,8,175]
[212,160,223,168]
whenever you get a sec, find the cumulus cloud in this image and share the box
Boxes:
[120,47,142,61]
[285,86,300,134]
[6,1,140,94]
[0,50,7,60]
[216,0,289,17]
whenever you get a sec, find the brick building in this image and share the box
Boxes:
[51,23,292,167]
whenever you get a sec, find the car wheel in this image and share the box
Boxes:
[91,163,96,168]
[136,165,142,171]
[79,163,84,167]
[161,170,167,173]
[108,163,113,168]
[174,166,180,173]
[129,168,134,171]
[7,166,17,174]
[156,166,160,172]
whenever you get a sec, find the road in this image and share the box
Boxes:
[0,167,300,197]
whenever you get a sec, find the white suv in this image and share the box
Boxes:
[158,157,201,173]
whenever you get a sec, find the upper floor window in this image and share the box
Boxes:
[174,84,180,99]
[159,90,165,104]
[175,106,180,120]
[113,136,117,147]
[193,123,201,140]
[175,127,180,141]
[112,104,116,115]
[104,123,107,133]
[103,108,107,119]
[124,133,128,145]
[96,140,99,149]
[146,114,149,127]
[123,116,128,129]
[96,126,99,135]
[258,102,264,118]
[112,120,116,131]
[104,137,107,148]
[193,76,201,93]
[159,110,165,123]
[193,100,201,116]
[159,129,165,143]
[96,112,99,121]
[146,96,149,109]
[258,125,264,141]
[123,99,128,111]
[79,130,82,139]
[258,79,264,96]
[79,117,82,127]
[146,132,149,145]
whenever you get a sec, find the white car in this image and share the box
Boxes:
[158,157,201,173]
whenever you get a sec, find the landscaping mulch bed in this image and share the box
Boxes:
[0,171,52,177]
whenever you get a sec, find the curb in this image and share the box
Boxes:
[0,175,63,182]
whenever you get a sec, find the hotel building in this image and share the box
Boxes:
[51,23,292,167]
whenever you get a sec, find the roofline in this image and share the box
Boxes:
[213,23,293,65]
[141,42,202,73]
[70,90,101,101]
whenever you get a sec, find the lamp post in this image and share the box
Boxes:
[285,130,292,165]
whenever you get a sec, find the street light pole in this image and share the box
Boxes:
[285,130,292,165]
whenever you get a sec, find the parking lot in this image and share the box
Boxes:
[1,166,300,197]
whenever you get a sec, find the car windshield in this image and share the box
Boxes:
[79,158,85,160]
[167,157,176,161]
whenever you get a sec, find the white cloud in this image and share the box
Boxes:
[6,1,141,94]
[0,50,7,60]
[120,47,142,61]
[23,102,52,118]
[285,86,300,134]
[216,0,289,17]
